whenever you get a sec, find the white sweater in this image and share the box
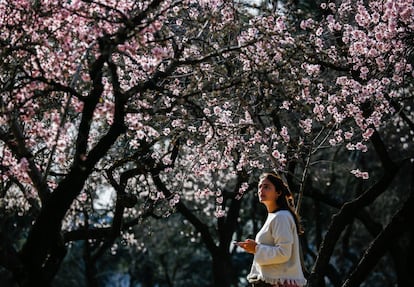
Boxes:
[247,210,307,286]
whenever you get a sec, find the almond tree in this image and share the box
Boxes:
[235,1,414,286]
[0,1,256,286]
[1,0,414,287]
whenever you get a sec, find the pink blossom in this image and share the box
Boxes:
[351,169,369,179]
[215,206,225,218]
[260,144,269,153]
[213,106,222,116]
[355,142,368,152]
[313,104,325,121]
[281,101,290,110]
[272,150,281,159]
[300,119,313,134]
[238,182,249,196]
[346,143,355,150]
[280,126,290,143]
[362,128,374,140]
[169,194,180,207]
[329,138,337,146]
[300,19,315,30]
[344,130,354,140]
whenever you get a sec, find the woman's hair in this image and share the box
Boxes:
[260,172,304,235]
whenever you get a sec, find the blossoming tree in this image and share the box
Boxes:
[1,0,414,286]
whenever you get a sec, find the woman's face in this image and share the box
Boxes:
[258,177,280,203]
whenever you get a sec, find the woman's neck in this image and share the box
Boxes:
[264,202,278,213]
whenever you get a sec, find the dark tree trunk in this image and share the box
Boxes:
[212,251,236,287]
[342,194,414,287]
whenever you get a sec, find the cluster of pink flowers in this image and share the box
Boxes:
[351,169,369,179]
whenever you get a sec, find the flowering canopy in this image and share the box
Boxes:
[0,0,414,285]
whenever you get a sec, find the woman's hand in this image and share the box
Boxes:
[234,239,257,254]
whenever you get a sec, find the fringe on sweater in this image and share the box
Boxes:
[249,277,307,287]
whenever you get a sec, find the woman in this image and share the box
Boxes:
[235,172,307,287]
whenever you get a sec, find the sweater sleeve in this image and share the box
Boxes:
[254,212,294,266]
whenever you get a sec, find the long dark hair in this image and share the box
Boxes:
[260,172,304,235]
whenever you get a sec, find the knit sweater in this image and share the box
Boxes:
[247,210,307,286]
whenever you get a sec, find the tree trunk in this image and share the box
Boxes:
[212,251,236,287]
